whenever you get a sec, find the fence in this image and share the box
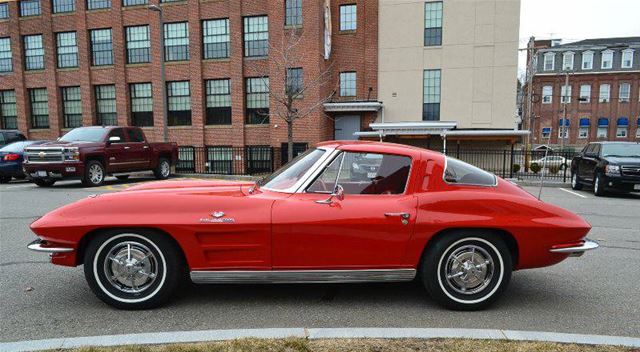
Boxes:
[176,145,578,182]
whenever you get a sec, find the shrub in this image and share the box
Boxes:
[549,165,561,174]
[512,164,521,173]
[530,162,541,174]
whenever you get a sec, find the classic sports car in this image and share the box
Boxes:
[28,141,597,310]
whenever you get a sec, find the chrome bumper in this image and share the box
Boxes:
[550,239,599,257]
[27,239,74,253]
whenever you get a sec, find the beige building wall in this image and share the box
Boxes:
[378,0,520,129]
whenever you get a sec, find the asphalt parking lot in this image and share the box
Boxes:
[1,177,639,343]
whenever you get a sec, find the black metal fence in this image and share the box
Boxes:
[176,145,578,182]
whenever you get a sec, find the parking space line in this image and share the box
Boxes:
[559,188,588,198]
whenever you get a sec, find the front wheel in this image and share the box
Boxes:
[153,158,171,180]
[571,170,583,190]
[82,160,106,187]
[594,173,606,197]
[421,231,512,311]
[83,229,185,310]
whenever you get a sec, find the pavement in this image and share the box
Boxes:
[1,176,639,344]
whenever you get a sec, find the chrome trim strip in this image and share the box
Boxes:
[190,269,416,284]
[549,239,599,257]
[27,239,74,253]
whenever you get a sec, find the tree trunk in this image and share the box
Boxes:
[287,119,294,163]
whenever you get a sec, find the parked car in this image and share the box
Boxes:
[28,141,596,311]
[23,126,178,187]
[0,140,47,183]
[529,155,567,169]
[0,129,27,147]
[571,142,640,196]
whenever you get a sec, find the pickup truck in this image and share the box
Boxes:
[570,141,640,196]
[23,126,178,187]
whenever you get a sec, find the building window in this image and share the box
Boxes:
[95,85,117,126]
[597,120,608,138]
[582,51,593,70]
[579,84,590,103]
[0,38,11,73]
[560,85,571,104]
[579,126,589,139]
[599,84,610,103]
[164,22,189,62]
[56,32,78,68]
[423,69,441,121]
[424,2,443,46]
[543,52,555,71]
[245,77,270,124]
[541,127,551,139]
[243,16,268,57]
[167,81,191,126]
[285,0,302,27]
[87,0,111,10]
[542,85,552,104]
[202,19,230,59]
[558,126,568,139]
[619,83,630,102]
[562,52,574,70]
[207,146,233,174]
[20,0,41,16]
[125,25,150,64]
[52,0,75,13]
[205,79,231,125]
[23,35,44,70]
[339,71,356,97]
[90,28,113,66]
[621,49,634,68]
[339,4,357,31]
[122,0,147,6]
[130,83,153,127]
[246,145,272,174]
[0,90,18,129]
[29,88,49,129]
[616,118,628,138]
[601,50,613,69]
[286,68,303,96]
[0,3,10,19]
[61,86,82,128]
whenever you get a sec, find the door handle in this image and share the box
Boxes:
[124,146,131,150]
[384,212,410,219]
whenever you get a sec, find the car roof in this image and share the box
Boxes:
[315,140,442,158]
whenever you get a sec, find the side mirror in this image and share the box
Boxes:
[315,184,345,204]
[108,136,121,144]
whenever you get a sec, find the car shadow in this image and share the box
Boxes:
[45,175,165,189]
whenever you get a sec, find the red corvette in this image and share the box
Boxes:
[28,141,597,310]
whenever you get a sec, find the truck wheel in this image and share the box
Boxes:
[83,160,106,187]
[34,179,56,187]
[420,231,512,311]
[594,173,606,197]
[571,170,583,190]
[153,158,171,180]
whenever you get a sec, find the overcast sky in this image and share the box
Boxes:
[518,0,640,75]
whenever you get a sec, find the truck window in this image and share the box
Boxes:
[127,128,145,143]
[108,128,126,142]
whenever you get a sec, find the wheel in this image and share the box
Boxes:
[83,229,185,310]
[115,175,130,181]
[34,179,56,187]
[421,231,512,311]
[83,160,106,187]
[153,158,171,180]
[594,173,606,197]
[571,170,583,190]
[0,176,11,183]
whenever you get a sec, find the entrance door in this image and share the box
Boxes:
[334,115,361,140]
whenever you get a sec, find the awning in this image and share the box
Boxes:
[542,127,552,133]
[559,118,570,127]
[598,118,609,126]
[323,101,383,112]
[579,118,590,126]
[358,121,458,136]
[617,117,629,126]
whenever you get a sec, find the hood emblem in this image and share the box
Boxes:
[212,211,225,218]
[39,151,46,158]
[200,211,234,224]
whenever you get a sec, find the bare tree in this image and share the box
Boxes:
[249,30,336,162]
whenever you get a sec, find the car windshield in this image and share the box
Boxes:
[601,144,640,157]
[260,148,326,191]
[59,128,109,143]
[0,140,44,152]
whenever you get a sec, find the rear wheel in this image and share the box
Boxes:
[571,170,583,190]
[594,173,606,197]
[34,179,56,187]
[153,158,171,180]
[421,231,512,311]
[82,160,106,187]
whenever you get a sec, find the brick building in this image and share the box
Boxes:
[528,37,640,148]
[0,0,378,153]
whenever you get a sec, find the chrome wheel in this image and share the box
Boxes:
[103,241,159,294]
[160,160,170,178]
[443,244,494,295]
[594,175,600,194]
[89,163,104,184]
[572,173,577,187]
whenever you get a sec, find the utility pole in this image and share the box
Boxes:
[148,5,168,143]
[561,71,569,150]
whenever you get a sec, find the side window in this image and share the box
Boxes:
[108,128,126,143]
[0,133,5,145]
[444,157,496,186]
[127,128,145,142]
[593,144,601,157]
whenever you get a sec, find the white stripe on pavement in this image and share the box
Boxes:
[559,188,588,198]
[1,328,639,352]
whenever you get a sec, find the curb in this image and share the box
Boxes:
[2,328,639,351]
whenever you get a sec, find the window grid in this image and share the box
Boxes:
[424,2,442,46]
[286,68,303,96]
[561,85,571,103]
[0,90,18,129]
[599,84,611,102]
[90,28,113,66]
[543,53,555,71]
[29,88,49,129]
[619,83,631,102]
[339,71,356,97]
[205,79,232,125]
[0,3,9,19]
[202,19,230,59]
[339,4,356,31]
[122,0,147,6]
[130,83,153,127]
[245,77,269,124]
[243,16,268,57]
[20,0,41,16]
[52,0,75,13]
[164,22,189,61]
[621,50,634,68]
[61,86,82,128]
[167,81,191,126]
[0,38,12,73]
[56,32,78,68]
[562,52,574,70]
[285,0,302,26]
[23,34,44,70]
[95,85,117,126]
[601,50,613,69]
[126,25,150,64]
[579,125,589,139]
[582,51,593,69]
[542,86,552,104]
[87,0,111,10]
[579,84,590,103]
[423,69,441,121]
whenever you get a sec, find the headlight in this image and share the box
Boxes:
[605,164,620,176]
[63,147,80,161]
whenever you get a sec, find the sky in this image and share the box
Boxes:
[518,0,640,76]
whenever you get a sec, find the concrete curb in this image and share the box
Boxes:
[2,328,639,351]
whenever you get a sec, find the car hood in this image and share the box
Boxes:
[603,156,640,164]
[124,179,256,192]
[25,141,103,149]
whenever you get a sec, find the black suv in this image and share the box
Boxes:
[570,142,640,196]
[0,130,26,147]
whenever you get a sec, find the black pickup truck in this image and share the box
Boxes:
[570,142,640,196]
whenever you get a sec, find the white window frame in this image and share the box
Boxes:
[581,51,593,70]
[599,84,610,103]
[562,51,574,71]
[579,84,590,103]
[542,85,552,104]
[561,85,571,104]
[621,49,634,68]
[558,126,569,139]
[616,126,627,138]
[578,126,589,139]
[597,126,608,138]
[619,83,631,102]
[543,52,555,71]
[601,50,613,69]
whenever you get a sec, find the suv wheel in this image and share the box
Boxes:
[153,158,171,180]
[83,160,106,187]
[594,173,606,197]
[571,171,583,190]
